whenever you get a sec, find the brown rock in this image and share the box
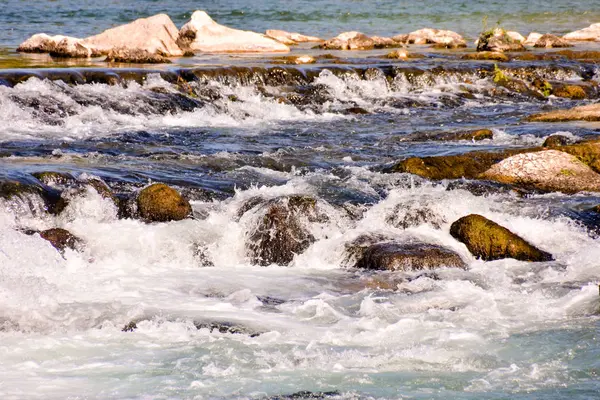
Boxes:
[39,228,82,252]
[527,104,600,122]
[105,47,171,63]
[450,214,552,261]
[477,28,526,52]
[534,34,573,48]
[461,51,509,62]
[543,135,571,148]
[265,29,322,44]
[320,32,375,50]
[137,183,192,222]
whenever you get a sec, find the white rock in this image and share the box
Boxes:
[506,31,525,43]
[83,14,183,56]
[178,11,289,53]
[265,29,322,45]
[563,23,600,41]
[406,28,465,46]
[17,33,95,57]
[523,32,543,46]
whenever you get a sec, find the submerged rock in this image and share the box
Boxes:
[534,34,572,48]
[177,11,289,53]
[480,150,600,193]
[265,29,322,45]
[527,104,600,122]
[385,49,410,59]
[137,183,192,222]
[400,128,493,142]
[563,23,600,41]
[105,47,171,63]
[450,214,552,262]
[462,51,509,62]
[0,179,66,215]
[246,195,324,266]
[346,236,465,271]
[477,28,526,52]
[32,171,77,187]
[320,31,376,50]
[542,135,571,148]
[24,228,83,253]
[386,205,446,229]
[194,321,262,337]
[265,391,341,400]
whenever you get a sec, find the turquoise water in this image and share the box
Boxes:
[2,0,600,48]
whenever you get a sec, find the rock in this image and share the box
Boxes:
[506,31,525,43]
[85,178,118,204]
[265,29,322,45]
[347,237,465,271]
[491,65,545,99]
[265,391,341,400]
[320,31,375,50]
[445,179,526,197]
[137,183,192,222]
[17,34,98,58]
[385,49,410,59]
[177,11,289,53]
[345,106,369,115]
[105,47,170,63]
[450,214,552,261]
[386,205,446,229]
[461,51,509,62]
[34,228,82,252]
[371,36,399,48]
[534,34,573,48]
[83,14,183,57]
[392,34,409,44]
[480,150,600,193]
[406,28,466,47]
[477,28,526,52]
[400,129,494,142]
[543,135,571,148]
[527,103,600,122]
[523,32,543,46]
[194,321,262,337]
[273,55,316,64]
[550,83,589,99]
[32,171,76,187]
[563,23,600,41]
[246,195,324,266]
[0,180,66,215]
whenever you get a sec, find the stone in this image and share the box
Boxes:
[83,14,183,57]
[137,183,192,222]
[450,214,552,262]
[386,205,446,229]
[392,34,409,44]
[385,49,410,59]
[461,51,509,62]
[105,47,170,63]
[28,228,82,252]
[527,103,600,122]
[265,29,322,45]
[550,83,590,99]
[0,179,66,215]
[371,36,399,48]
[320,31,375,50]
[194,321,262,337]
[523,32,543,46]
[480,150,600,193]
[506,31,525,43]
[543,135,571,148]
[177,11,289,53]
[400,129,494,142]
[246,195,324,266]
[534,34,573,48]
[273,55,316,64]
[477,28,526,52]
[563,23,600,41]
[406,28,466,47]
[17,34,98,58]
[347,237,465,271]
[32,171,76,187]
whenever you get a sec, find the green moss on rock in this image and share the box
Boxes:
[450,214,552,261]
[137,183,191,222]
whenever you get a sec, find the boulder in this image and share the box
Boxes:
[543,135,571,148]
[137,183,192,222]
[177,11,289,53]
[346,236,465,271]
[23,228,82,252]
[83,14,183,57]
[105,47,170,63]
[0,179,66,215]
[477,28,526,52]
[17,34,98,57]
[534,34,572,48]
[320,31,375,50]
[371,36,399,48]
[265,29,322,45]
[523,32,543,46]
[527,103,600,122]
[550,83,591,99]
[450,214,552,261]
[479,150,600,193]
[506,31,525,43]
[386,205,446,229]
[246,195,324,266]
[462,51,509,62]
[563,23,600,41]
[406,28,466,47]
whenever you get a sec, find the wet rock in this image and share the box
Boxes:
[194,321,261,337]
[550,83,590,100]
[371,36,399,48]
[320,32,375,50]
[84,14,183,57]
[177,11,289,53]
[563,23,600,41]
[17,34,98,57]
[523,32,543,46]
[347,237,466,271]
[0,180,66,215]
[137,183,192,222]
[480,150,600,193]
[122,321,137,332]
[32,171,77,187]
[400,129,493,142]
[534,34,573,48]
[527,103,600,122]
[461,51,509,62]
[491,65,545,99]
[543,135,571,148]
[105,47,171,63]
[385,49,410,59]
[265,29,322,45]
[450,214,553,261]
[386,205,446,229]
[265,391,341,400]
[345,106,369,115]
[477,28,526,52]
[24,228,83,252]
[246,195,324,266]
[273,55,316,65]
[445,179,527,197]
[406,28,466,47]
[506,31,525,43]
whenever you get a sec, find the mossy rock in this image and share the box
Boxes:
[551,84,588,99]
[400,128,493,142]
[137,183,192,222]
[462,52,509,62]
[32,171,76,186]
[0,179,66,215]
[247,195,324,266]
[543,135,571,148]
[450,214,552,261]
[0,180,42,199]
